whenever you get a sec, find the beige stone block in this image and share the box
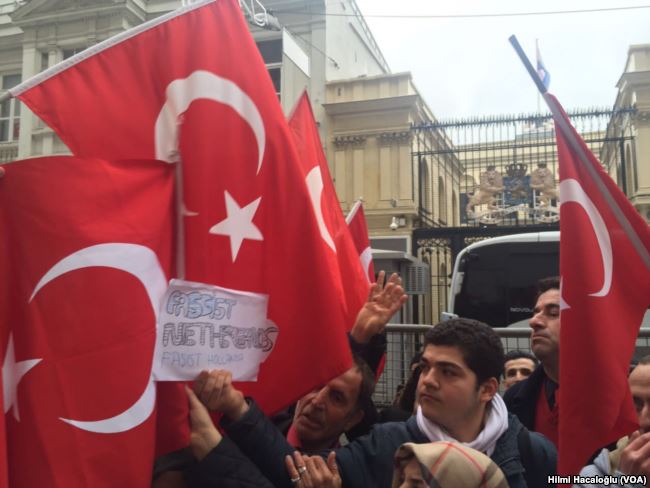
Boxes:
[334,149,346,204]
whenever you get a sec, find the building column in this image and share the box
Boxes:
[17,44,38,159]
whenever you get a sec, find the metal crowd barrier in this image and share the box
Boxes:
[373,324,650,408]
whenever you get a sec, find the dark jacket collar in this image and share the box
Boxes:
[405,415,430,443]
[503,364,548,430]
[491,413,527,479]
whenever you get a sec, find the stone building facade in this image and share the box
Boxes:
[602,43,650,223]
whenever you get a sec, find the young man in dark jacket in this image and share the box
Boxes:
[194,318,557,488]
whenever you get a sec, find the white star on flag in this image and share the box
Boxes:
[209,190,263,262]
[3,333,42,421]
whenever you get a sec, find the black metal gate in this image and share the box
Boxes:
[410,107,635,323]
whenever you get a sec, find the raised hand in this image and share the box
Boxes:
[351,270,408,343]
[193,369,249,421]
[619,430,650,477]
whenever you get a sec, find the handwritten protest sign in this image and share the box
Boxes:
[153,279,278,381]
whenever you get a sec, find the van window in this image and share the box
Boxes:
[454,241,558,327]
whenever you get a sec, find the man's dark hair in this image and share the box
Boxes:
[536,276,560,300]
[397,365,422,412]
[424,318,504,385]
[409,352,423,369]
[343,356,378,440]
[504,349,539,366]
[629,357,643,376]
[637,355,650,366]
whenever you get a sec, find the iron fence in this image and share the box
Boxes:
[412,107,634,228]
[374,324,650,408]
[409,108,633,339]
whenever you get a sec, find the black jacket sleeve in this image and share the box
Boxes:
[221,399,297,488]
[185,436,275,488]
[348,331,386,375]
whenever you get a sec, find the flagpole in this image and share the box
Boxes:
[175,161,186,280]
[535,39,541,114]
[0,91,11,104]
[345,198,362,224]
[508,34,650,272]
[509,36,548,95]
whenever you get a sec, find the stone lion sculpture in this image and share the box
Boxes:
[530,162,558,207]
[466,165,504,216]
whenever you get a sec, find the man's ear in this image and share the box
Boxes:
[344,409,364,431]
[478,378,499,403]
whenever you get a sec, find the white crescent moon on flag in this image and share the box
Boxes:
[29,243,167,433]
[559,277,570,311]
[559,178,613,298]
[305,166,336,253]
[155,70,266,174]
[359,246,373,283]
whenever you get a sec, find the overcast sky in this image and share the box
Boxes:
[354,0,650,120]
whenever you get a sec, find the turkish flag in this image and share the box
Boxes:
[346,200,376,283]
[345,199,384,376]
[548,93,650,476]
[0,156,175,487]
[288,92,369,328]
[0,370,7,488]
[12,0,352,416]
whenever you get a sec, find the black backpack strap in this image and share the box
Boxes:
[517,425,549,488]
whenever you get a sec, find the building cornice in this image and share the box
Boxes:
[332,134,366,148]
[633,110,650,124]
[377,130,411,146]
[326,71,411,86]
[11,1,146,29]
[323,94,418,115]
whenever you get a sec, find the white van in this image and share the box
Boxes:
[444,231,649,328]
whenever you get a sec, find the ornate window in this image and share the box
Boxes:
[418,157,431,214]
[438,176,447,224]
[452,190,458,226]
[256,39,282,101]
[0,74,21,142]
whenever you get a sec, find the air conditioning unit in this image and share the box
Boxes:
[370,236,409,254]
[404,262,430,295]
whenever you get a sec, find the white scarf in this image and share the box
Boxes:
[415,394,509,456]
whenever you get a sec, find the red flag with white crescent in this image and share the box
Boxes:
[0,156,175,487]
[346,200,375,283]
[11,0,352,424]
[0,363,7,488]
[288,92,369,328]
[549,93,650,476]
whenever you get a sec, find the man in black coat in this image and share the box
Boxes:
[504,276,560,447]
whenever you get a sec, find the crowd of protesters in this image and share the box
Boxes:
[151,273,650,488]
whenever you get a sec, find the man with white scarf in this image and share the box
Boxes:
[192,319,557,488]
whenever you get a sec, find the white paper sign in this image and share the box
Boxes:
[153,279,278,381]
